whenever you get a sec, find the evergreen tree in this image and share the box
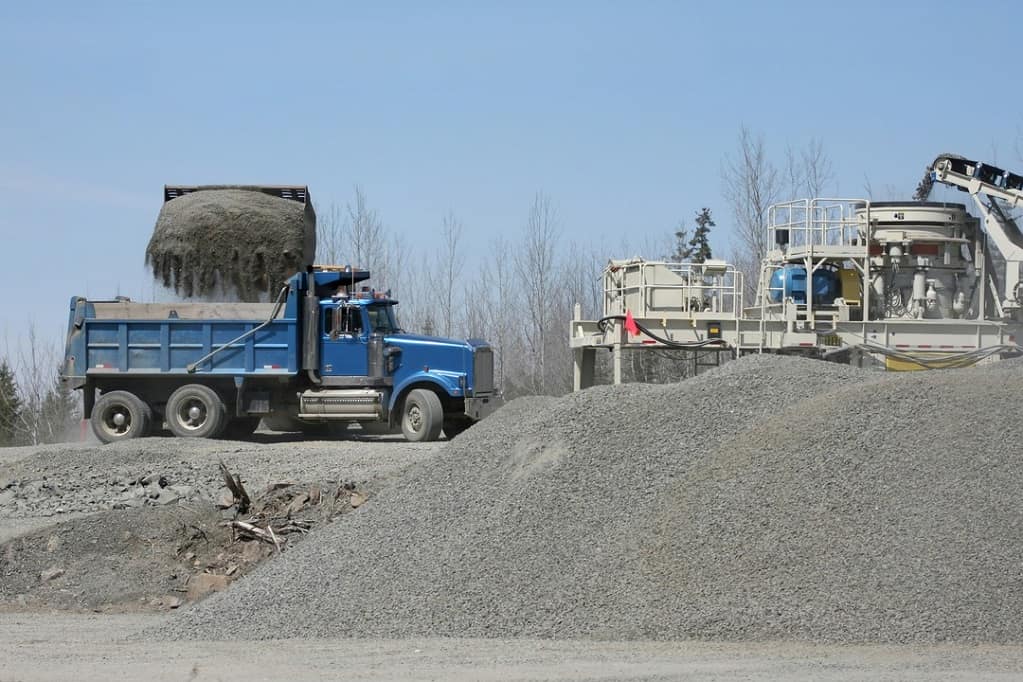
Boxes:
[689,208,714,263]
[0,359,23,446]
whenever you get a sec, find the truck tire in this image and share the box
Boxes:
[166,384,227,438]
[221,417,262,440]
[401,389,443,442]
[91,390,152,443]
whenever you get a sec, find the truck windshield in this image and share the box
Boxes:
[367,304,400,333]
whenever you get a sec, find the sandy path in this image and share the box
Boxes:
[2,613,1023,681]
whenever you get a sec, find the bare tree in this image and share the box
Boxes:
[463,262,492,341]
[786,138,835,198]
[462,240,530,397]
[4,324,79,445]
[390,252,430,334]
[488,235,517,392]
[722,127,781,296]
[346,186,387,281]
[315,202,347,266]
[438,212,464,337]
[547,242,607,394]
[514,193,560,395]
[863,176,904,202]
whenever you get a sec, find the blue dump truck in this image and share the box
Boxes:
[62,267,500,443]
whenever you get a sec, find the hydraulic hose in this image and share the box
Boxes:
[596,315,728,349]
[855,341,1023,370]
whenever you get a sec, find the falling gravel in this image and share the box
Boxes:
[145,187,316,301]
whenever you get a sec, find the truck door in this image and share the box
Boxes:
[320,303,369,377]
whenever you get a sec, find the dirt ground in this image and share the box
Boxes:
[3,613,1023,681]
[5,437,1023,680]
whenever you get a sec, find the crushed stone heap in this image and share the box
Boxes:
[161,355,1023,644]
[145,186,316,301]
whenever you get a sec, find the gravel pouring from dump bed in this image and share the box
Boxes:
[145,187,316,301]
[167,354,1020,643]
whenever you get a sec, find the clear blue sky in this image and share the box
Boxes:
[1,0,1020,355]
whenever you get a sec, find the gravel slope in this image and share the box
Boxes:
[0,437,442,612]
[161,354,1023,643]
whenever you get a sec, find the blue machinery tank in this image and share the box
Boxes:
[768,265,839,304]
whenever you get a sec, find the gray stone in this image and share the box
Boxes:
[39,567,64,582]
[186,573,229,600]
[216,488,236,509]
[141,473,169,488]
[156,490,181,506]
[169,485,195,499]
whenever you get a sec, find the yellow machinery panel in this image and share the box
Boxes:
[884,352,972,371]
[839,268,860,305]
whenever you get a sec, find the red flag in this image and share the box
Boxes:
[624,310,640,336]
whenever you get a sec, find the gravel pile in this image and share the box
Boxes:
[145,187,316,301]
[0,438,441,612]
[151,357,982,646]
[0,437,438,518]
[160,354,1023,643]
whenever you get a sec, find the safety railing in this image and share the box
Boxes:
[768,199,868,249]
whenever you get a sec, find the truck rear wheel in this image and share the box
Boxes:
[166,384,227,438]
[91,390,152,443]
[401,389,443,442]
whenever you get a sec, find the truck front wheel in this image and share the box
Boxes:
[91,390,152,443]
[166,384,227,438]
[401,389,443,442]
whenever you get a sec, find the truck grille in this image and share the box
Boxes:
[473,346,495,394]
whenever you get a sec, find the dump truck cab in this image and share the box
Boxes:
[317,286,497,437]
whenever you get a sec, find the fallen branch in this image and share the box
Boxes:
[266,524,282,553]
[229,520,275,544]
[219,460,251,514]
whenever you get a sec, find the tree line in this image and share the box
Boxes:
[0,329,79,446]
[315,129,842,397]
[0,127,844,447]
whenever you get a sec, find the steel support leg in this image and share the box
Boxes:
[573,347,596,391]
[612,341,623,384]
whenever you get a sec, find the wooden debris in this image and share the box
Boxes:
[213,467,368,558]
[218,460,251,514]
